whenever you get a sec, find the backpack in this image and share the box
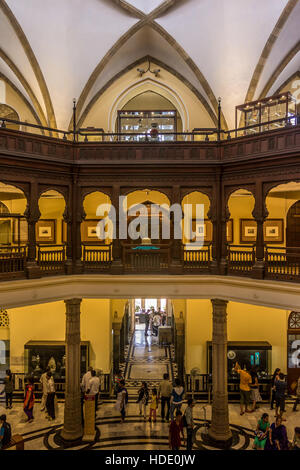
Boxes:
[2,422,12,447]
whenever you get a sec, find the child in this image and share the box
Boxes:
[149,388,158,423]
[137,382,149,420]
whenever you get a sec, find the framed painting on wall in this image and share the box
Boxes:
[226,219,234,243]
[81,219,106,243]
[36,219,56,243]
[263,219,284,243]
[61,220,67,243]
[13,218,28,243]
[186,219,213,243]
[240,219,257,243]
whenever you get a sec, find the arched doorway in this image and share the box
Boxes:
[287,311,300,393]
[287,200,300,248]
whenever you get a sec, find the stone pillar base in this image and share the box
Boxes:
[210,260,219,275]
[169,261,183,275]
[111,260,124,275]
[74,260,84,274]
[55,430,83,448]
[252,260,265,279]
[25,261,41,279]
[205,430,233,450]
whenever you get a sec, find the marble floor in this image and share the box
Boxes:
[1,327,299,450]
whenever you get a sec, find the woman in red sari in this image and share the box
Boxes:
[24,377,35,423]
[169,410,184,450]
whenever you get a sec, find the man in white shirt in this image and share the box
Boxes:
[152,312,161,336]
[40,367,50,412]
[87,370,100,414]
[81,366,93,393]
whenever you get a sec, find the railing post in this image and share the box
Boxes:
[25,182,41,279]
[111,185,124,274]
[170,185,183,274]
[252,182,268,279]
[211,168,222,274]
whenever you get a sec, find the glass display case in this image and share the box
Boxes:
[117,110,177,141]
[24,340,89,379]
[235,92,297,136]
[207,341,272,379]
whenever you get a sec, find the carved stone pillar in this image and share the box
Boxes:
[175,313,185,382]
[63,203,73,275]
[25,182,41,279]
[112,316,122,374]
[252,182,268,280]
[111,185,124,274]
[219,195,230,276]
[60,298,83,443]
[170,185,183,274]
[208,299,232,447]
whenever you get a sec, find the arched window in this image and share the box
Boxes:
[0,307,9,327]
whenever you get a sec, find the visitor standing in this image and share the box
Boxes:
[144,311,150,336]
[4,370,13,410]
[292,427,300,450]
[24,377,35,423]
[270,368,281,410]
[137,382,149,420]
[184,398,195,451]
[40,366,50,412]
[274,373,287,420]
[0,415,11,450]
[234,362,252,415]
[264,416,289,450]
[170,378,184,420]
[158,373,172,422]
[149,388,158,422]
[115,379,128,423]
[292,374,300,412]
[81,366,93,394]
[87,369,100,414]
[250,366,262,411]
[169,410,184,450]
[152,312,161,337]
[45,372,56,421]
[253,413,270,450]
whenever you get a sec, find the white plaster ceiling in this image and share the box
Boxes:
[0,0,299,130]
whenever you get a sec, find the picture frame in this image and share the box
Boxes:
[240,219,257,243]
[81,219,106,243]
[226,219,234,243]
[13,218,28,243]
[186,219,213,244]
[263,218,284,243]
[61,220,67,243]
[36,219,56,244]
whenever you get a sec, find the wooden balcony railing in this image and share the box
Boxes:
[0,245,27,279]
[227,244,256,275]
[37,244,66,274]
[265,246,300,282]
[82,243,112,272]
[122,243,171,273]
[182,244,211,272]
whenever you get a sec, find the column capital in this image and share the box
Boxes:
[211,298,228,309]
[64,298,82,308]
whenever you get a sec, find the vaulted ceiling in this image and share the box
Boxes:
[0,0,299,130]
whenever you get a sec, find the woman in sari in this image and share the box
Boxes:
[264,416,289,450]
[24,377,35,423]
[253,413,270,450]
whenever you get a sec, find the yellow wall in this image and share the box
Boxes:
[38,194,65,245]
[185,299,288,374]
[228,192,255,245]
[8,299,112,374]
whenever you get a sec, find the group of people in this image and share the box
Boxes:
[143,308,167,337]
[114,372,194,450]
[253,414,300,450]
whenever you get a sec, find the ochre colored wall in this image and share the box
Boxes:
[185,299,288,375]
[8,299,112,375]
[38,194,65,245]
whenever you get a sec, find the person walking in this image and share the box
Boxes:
[152,312,161,337]
[234,362,252,415]
[148,388,158,423]
[81,366,93,394]
[274,373,287,420]
[250,366,262,412]
[264,416,289,450]
[169,410,184,450]
[170,378,184,420]
[253,413,270,450]
[137,382,149,420]
[24,377,35,423]
[45,372,56,421]
[87,369,100,414]
[0,415,11,450]
[4,370,13,410]
[292,374,300,412]
[270,368,281,410]
[184,398,195,451]
[158,373,172,422]
[115,379,128,423]
[144,311,150,336]
[40,367,50,412]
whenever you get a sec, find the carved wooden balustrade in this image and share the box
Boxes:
[227,245,256,276]
[265,246,300,282]
[182,244,211,272]
[122,243,171,273]
[37,244,66,275]
[82,243,112,272]
[0,245,27,280]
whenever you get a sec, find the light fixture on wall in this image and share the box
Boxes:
[137,59,160,77]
